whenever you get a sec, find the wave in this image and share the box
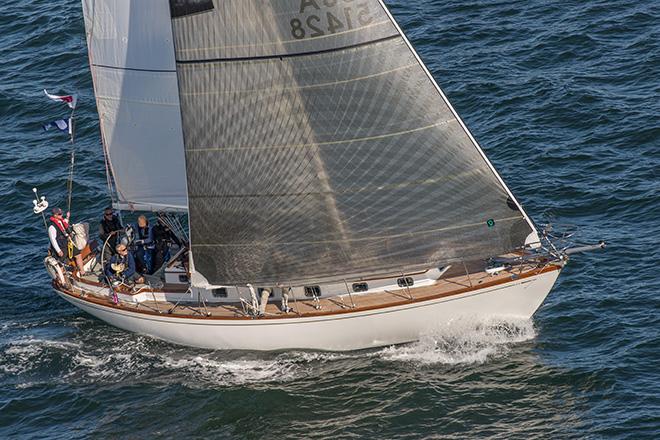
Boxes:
[1,316,537,388]
[377,317,536,365]
[1,332,311,388]
[0,337,82,375]
[160,355,299,387]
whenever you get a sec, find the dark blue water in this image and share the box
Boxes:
[1,1,658,438]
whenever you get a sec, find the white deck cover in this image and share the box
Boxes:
[82,0,187,211]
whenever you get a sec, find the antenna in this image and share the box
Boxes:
[32,187,49,230]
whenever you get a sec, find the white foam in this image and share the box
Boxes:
[378,317,536,365]
[283,351,358,363]
[159,354,301,386]
[2,317,537,386]
[65,337,154,380]
[0,321,11,334]
[72,352,105,369]
[1,337,82,374]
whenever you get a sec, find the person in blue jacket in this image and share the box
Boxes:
[104,243,144,284]
[130,215,155,274]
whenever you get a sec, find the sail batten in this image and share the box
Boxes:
[195,215,525,247]
[186,120,452,152]
[175,34,399,64]
[163,0,534,285]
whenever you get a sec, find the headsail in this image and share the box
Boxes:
[82,0,188,211]
[167,0,537,286]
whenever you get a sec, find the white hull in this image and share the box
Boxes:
[56,268,560,351]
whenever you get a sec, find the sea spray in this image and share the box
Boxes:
[378,317,536,365]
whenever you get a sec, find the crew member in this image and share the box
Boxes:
[131,215,154,274]
[104,243,144,284]
[279,284,293,313]
[48,207,86,276]
[152,215,182,273]
[99,207,123,254]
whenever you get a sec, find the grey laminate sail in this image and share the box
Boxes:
[169,0,535,286]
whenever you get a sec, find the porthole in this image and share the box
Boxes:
[352,282,368,292]
[212,288,228,298]
[397,277,414,287]
[304,286,321,297]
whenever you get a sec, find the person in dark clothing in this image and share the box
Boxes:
[151,216,181,273]
[131,215,154,274]
[99,207,123,254]
[104,243,144,284]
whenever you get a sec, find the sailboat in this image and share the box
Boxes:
[43,0,603,351]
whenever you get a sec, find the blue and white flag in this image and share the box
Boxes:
[42,118,72,134]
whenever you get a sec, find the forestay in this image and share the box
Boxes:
[82,0,188,211]
[169,0,536,286]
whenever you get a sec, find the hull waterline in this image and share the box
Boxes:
[55,267,561,351]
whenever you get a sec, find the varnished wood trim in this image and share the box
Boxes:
[55,264,561,322]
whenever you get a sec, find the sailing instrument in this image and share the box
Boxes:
[32,187,49,230]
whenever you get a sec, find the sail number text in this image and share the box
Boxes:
[291,0,374,40]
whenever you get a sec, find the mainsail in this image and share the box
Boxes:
[168,0,538,286]
[82,0,188,211]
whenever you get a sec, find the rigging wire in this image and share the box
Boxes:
[66,105,76,214]
[158,212,189,246]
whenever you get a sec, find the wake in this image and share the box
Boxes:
[377,317,536,365]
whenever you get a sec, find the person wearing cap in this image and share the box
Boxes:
[99,207,123,254]
[104,243,144,284]
[48,207,86,275]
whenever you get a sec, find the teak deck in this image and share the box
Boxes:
[57,262,561,321]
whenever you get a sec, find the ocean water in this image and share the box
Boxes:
[1,0,658,438]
